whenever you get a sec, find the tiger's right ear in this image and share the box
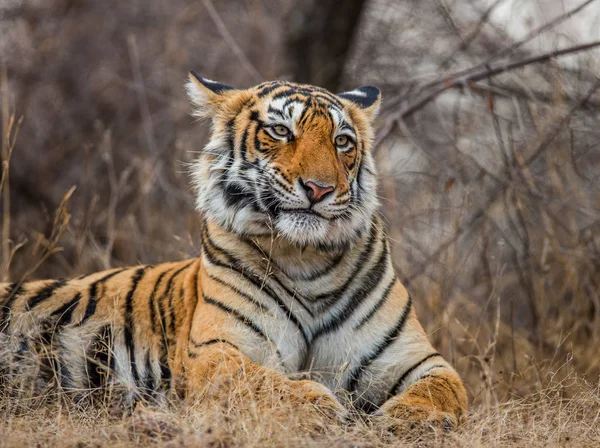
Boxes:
[185,71,236,118]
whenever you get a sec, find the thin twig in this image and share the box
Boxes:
[127,35,158,156]
[440,0,507,68]
[403,78,600,284]
[201,0,263,83]
[422,0,599,90]
[398,40,600,119]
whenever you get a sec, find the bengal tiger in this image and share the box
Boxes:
[0,73,467,432]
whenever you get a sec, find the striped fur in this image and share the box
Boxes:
[0,75,467,429]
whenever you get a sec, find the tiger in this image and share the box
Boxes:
[0,72,467,432]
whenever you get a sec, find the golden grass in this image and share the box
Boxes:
[1,373,598,448]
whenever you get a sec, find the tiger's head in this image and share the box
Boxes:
[186,72,381,250]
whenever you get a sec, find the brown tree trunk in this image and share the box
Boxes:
[285,0,368,91]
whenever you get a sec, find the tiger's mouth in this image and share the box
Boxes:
[279,208,328,219]
[250,184,365,247]
[261,194,330,221]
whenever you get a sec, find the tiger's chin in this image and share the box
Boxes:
[273,210,366,250]
[274,211,329,247]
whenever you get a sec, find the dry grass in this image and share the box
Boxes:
[1,373,599,447]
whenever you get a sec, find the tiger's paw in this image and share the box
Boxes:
[286,379,348,424]
[374,395,458,435]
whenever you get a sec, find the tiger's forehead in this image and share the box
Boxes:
[251,81,352,133]
[253,81,344,107]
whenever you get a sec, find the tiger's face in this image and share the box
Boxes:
[186,73,381,250]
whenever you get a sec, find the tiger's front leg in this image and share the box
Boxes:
[332,280,467,433]
[178,265,346,423]
[182,340,346,423]
[375,365,467,432]
[372,310,468,433]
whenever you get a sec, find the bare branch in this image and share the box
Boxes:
[403,78,600,284]
[422,0,599,89]
[392,40,600,119]
[201,0,263,83]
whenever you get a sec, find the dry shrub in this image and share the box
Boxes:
[1,364,599,447]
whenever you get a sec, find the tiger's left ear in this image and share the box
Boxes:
[185,71,236,118]
[337,86,381,120]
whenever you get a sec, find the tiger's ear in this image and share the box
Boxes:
[337,86,381,120]
[185,71,236,118]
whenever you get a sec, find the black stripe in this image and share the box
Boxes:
[280,97,304,114]
[256,83,282,97]
[313,220,379,308]
[142,350,156,395]
[158,336,172,391]
[149,269,170,332]
[301,250,346,281]
[54,341,74,389]
[265,246,345,282]
[50,292,82,327]
[87,324,114,389]
[296,98,313,127]
[27,279,67,310]
[189,337,240,358]
[202,231,309,347]
[124,267,148,387]
[270,276,314,318]
[192,262,200,308]
[79,268,126,325]
[225,118,235,153]
[222,180,255,208]
[388,354,444,398]
[168,285,184,334]
[270,88,305,102]
[208,273,266,310]
[238,236,315,318]
[38,335,72,389]
[313,92,343,107]
[239,126,250,161]
[205,234,311,338]
[421,363,448,376]
[203,296,268,340]
[192,338,239,350]
[203,295,283,361]
[354,277,396,330]
[160,262,193,337]
[0,281,25,331]
[158,294,171,374]
[163,262,193,301]
[312,242,389,340]
[253,119,266,154]
[267,106,286,120]
[150,268,184,392]
[271,87,343,107]
[347,296,413,392]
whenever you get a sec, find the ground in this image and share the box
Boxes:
[1,376,598,447]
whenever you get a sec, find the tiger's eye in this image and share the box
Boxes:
[335,135,349,147]
[273,125,290,136]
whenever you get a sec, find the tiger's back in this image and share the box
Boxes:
[0,260,199,402]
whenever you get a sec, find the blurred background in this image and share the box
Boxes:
[1,0,599,405]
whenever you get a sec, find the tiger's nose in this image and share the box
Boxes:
[299,179,335,204]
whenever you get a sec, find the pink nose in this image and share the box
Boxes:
[300,180,335,204]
